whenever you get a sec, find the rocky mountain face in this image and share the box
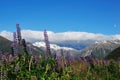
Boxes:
[79,40,120,58]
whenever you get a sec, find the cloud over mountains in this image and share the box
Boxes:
[0,30,120,43]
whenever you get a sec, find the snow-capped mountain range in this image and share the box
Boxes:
[33,40,120,58]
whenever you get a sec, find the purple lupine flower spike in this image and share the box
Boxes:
[11,32,18,55]
[22,39,28,55]
[16,24,22,45]
[56,56,62,69]
[60,49,64,58]
[52,51,57,60]
[65,51,71,65]
[44,29,51,59]
[102,60,108,66]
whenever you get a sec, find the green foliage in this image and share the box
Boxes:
[0,52,120,80]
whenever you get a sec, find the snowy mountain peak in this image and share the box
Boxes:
[33,42,75,51]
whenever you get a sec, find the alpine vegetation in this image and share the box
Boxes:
[0,24,119,80]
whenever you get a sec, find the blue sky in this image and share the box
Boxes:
[0,0,120,35]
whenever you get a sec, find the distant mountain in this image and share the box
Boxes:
[0,36,44,55]
[79,40,120,58]
[1,35,120,59]
[105,47,120,60]
[33,42,81,57]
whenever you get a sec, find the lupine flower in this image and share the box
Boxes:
[22,39,28,55]
[8,54,15,62]
[102,60,108,66]
[11,32,18,55]
[52,51,57,60]
[44,30,51,58]
[56,56,62,69]
[65,51,71,65]
[60,49,64,58]
[16,24,22,45]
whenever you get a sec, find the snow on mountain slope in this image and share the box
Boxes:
[33,42,75,50]
[33,42,81,57]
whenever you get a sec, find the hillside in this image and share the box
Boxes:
[105,47,120,60]
[0,36,12,53]
[0,36,44,55]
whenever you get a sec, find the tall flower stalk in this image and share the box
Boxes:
[11,32,18,55]
[16,24,22,45]
[44,30,51,59]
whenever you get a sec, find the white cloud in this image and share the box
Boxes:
[0,30,13,40]
[0,30,120,43]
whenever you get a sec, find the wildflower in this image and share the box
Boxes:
[102,60,108,66]
[22,39,28,55]
[65,51,71,65]
[16,24,22,45]
[60,49,64,57]
[44,29,51,58]
[11,32,18,55]
[56,56,62,69]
